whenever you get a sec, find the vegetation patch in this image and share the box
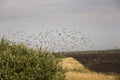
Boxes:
[0,38,65,80]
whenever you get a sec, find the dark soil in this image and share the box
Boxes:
[63,49,120,74]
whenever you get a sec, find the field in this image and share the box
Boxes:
[63,49,120,74]
[60,57,120,80]
[61,49,120,80]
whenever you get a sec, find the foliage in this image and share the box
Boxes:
[52,52,65,58]
[0,38,65,80]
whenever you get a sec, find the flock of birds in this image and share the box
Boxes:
[7,27,94,52]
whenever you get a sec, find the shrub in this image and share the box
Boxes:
[0,38,65,80]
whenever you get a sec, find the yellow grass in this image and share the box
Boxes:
[60,57,84,71]
[60,57,118,80]
[65,71,117,80]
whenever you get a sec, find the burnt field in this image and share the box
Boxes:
[63,49,120,74]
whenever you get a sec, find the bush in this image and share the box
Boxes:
[0,38,65,80]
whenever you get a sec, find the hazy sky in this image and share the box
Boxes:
[0,0,120,50]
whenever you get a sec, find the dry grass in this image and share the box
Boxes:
[65,71,117,80]
[60,57,84,71]
[60,57,118,80]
